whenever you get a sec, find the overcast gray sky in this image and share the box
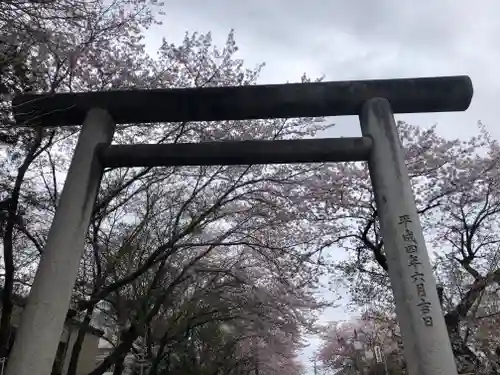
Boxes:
[143,0,500,370]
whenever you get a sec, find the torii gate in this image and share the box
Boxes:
[8,76,473,375]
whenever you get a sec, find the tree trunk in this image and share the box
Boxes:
[441,280,486,372]
[113,329,131,375]
[66,306,94,375]
[88,327,137,375]
[445,316,481,373]
[91,260,179,375]
[112,355,126,375]
[148,333,170,375]
[0,133,43,357]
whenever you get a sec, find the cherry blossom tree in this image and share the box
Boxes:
[318,311,405,375]
[331,121,500,373]
[5,2,499,374]
[133,263,308,375]
[1,26,346,373]
[0,0,163,359]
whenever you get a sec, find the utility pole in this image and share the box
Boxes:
[359,98,458,375]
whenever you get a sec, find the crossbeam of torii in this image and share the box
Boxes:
[8,76,473,375]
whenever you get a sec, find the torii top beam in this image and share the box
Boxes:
[12,75,473,126]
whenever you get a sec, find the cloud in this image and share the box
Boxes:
[146,0,500,140]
